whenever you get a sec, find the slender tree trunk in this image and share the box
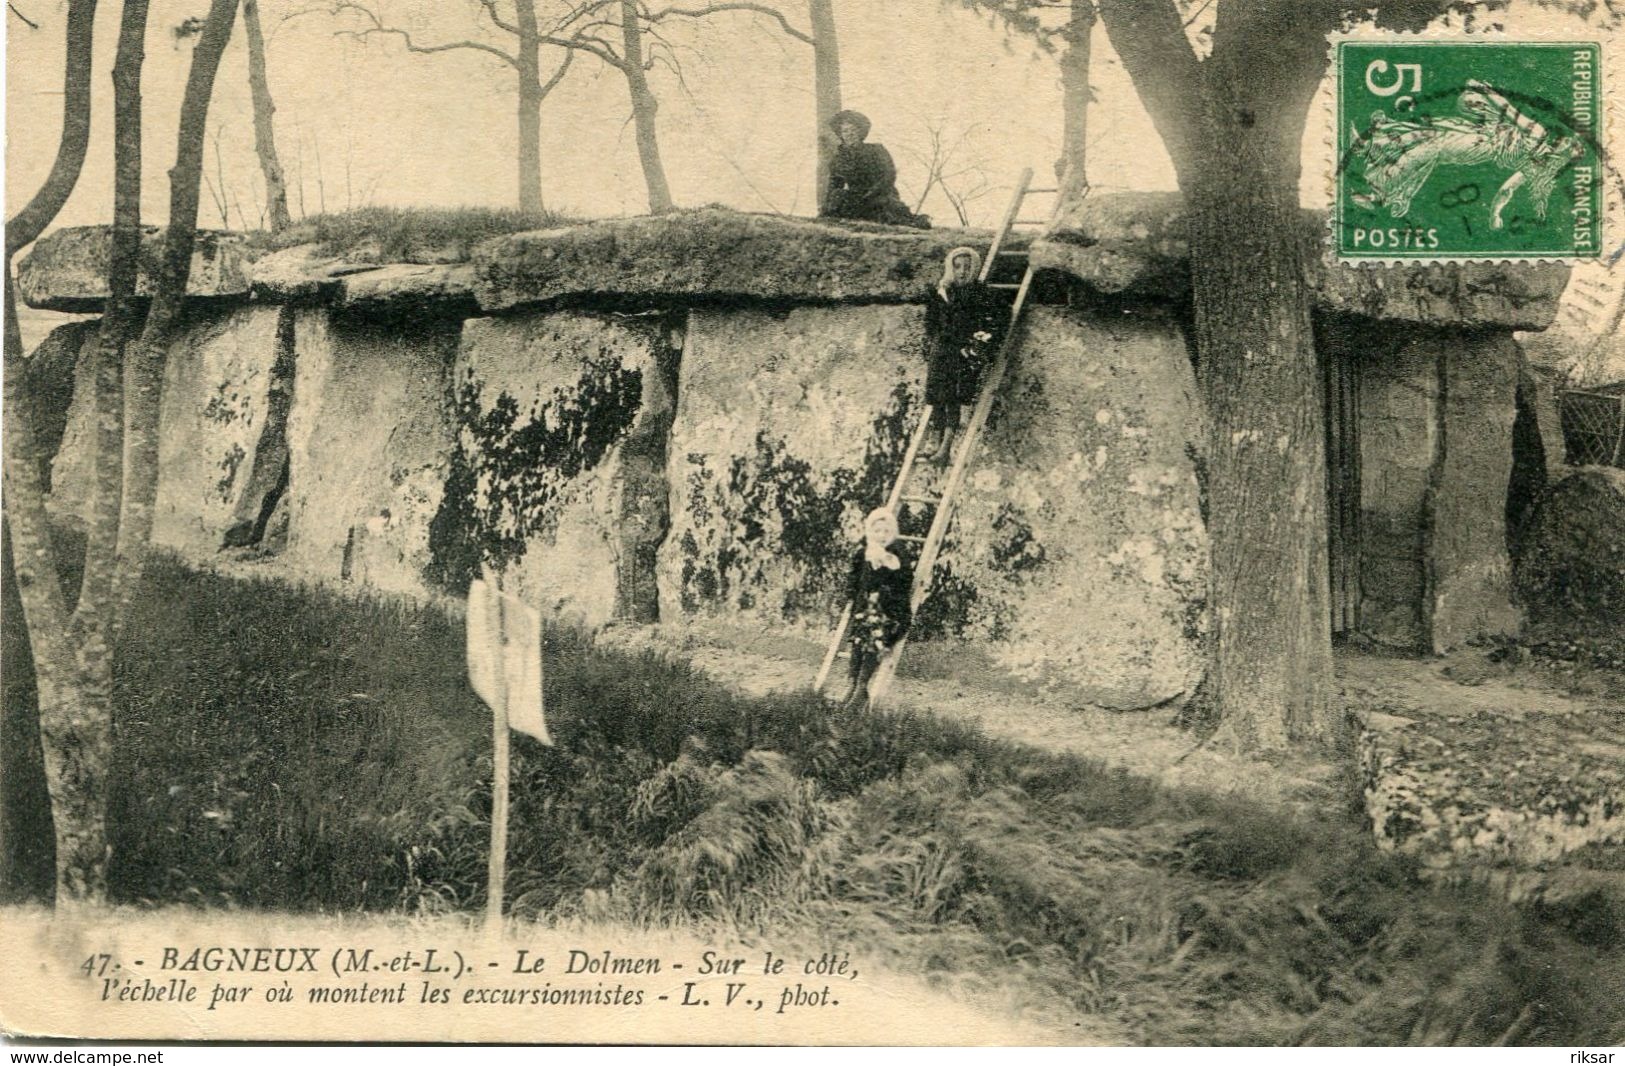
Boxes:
[515,0,543,213]
[1,0,99,902]
[6,0,99,260]
[117,0,241,636]
[1057,0,1094,200]
[618,0,673,214]
[242,0,290,231]
[809,0,840,211]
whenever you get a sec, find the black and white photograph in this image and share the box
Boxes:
[2,0,1623,1048]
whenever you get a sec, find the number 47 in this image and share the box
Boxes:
[80,954,112,978]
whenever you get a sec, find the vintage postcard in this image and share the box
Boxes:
[3,0,1624,1049]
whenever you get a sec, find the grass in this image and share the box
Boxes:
[244,206,581,262]
[7,555,1625,1044]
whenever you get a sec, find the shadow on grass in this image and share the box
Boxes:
[6,555,1619,1044]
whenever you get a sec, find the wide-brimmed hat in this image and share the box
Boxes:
[829,109,872,140]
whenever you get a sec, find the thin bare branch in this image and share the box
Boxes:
[537,29,623,66]
[8,2,39,28]
[537,41,576,96]
[645,2,812,44]
[330,1,519,66]
[477,0,522,35]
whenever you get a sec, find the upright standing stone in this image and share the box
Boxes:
[282,310,459,596]
[1427,332,1522,651]
[1359,338,1439,648]
[444,312,675,628]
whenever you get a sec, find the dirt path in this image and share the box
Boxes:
[600,622,1344,814]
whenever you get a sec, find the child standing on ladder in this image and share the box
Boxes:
[839,508,914,710]
[923,246,1009,463]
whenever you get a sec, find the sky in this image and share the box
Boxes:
[4,0,1622,379]
[3,0,1189,231]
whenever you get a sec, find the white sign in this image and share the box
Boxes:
[466,578,550,745]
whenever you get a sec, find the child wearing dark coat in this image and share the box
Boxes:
[923,246,1009,462]
[840,508,914,710]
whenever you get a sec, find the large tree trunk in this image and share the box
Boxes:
[1057,0,1094,200]
[242,0,291,231]
[809,0,840,211]
[618,0,673,214]
[1,0,99,902]
[515,0,543,213]
[1184,7,1338,750]
[1096,0,1339,750]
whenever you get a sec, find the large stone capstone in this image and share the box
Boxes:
[16,226,255,312]
[473,209,1003,312]
[1034,192,1570,329]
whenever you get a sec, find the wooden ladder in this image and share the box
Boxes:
[813,167,1067,704]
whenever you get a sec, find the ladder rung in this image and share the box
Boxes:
[900,494,941,505]
[988,282,1021,289]
[1025,186,1058,194]
[995,249,1028,256]
[898,534,927,543]
[1015,218,1050,225]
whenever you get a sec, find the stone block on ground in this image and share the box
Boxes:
[1361,678,1625,889]
[1516,465,1625,631]
[280,310,460,597]
[430,312,676,628]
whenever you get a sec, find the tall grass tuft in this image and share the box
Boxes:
[76,556,1625,1045]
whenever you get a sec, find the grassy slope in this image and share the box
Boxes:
[8,556,1622,1044]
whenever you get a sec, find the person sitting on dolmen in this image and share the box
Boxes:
[821,110,930,229]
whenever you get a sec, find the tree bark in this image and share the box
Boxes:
[1095,0,1341,750]
[808,0,840,211]
[619,0,674,214]
[1057,0,1094,200]
[6,0,99,260]
[515,0,543,213]
[242,0,291,230]
[1,0,99,901]
[116,0,241,639]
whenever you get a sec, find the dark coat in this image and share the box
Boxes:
[923,282,1009,408]
[846,546,913,649]
[823,143,925,227]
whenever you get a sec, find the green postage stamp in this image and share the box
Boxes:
[1335,39,1603,261]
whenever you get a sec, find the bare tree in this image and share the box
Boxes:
[904,122,993,226]
[949,0,1096,198]
[243,0,292,229]
[807,0,840,208]
[3,0,242,902]
[641,3,837,212]
[2,0,100,902]
[328,0,577,213]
